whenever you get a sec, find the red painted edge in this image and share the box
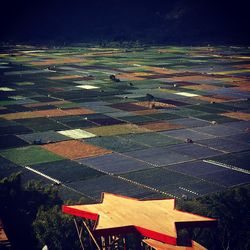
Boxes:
[136,226,177,245]
[62,205,99,221]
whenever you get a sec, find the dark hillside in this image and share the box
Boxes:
[1,0,250,44]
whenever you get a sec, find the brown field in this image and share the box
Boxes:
[134,101,176,109]
[0,107,94,120]
[30,58,84,66]
[48,75,84,80]
[193,96,228,103]
[42,140,112,159]
[221,112,250,121]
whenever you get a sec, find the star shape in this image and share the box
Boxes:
[63,193,216,245]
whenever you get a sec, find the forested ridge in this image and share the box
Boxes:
[1,0,250,44]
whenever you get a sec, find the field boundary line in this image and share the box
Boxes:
[24,165,97,202]
[24,166,61,184]
[203,160,250,174]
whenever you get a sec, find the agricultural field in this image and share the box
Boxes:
[0,44,250,201]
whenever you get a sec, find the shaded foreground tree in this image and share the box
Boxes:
[0,172,41,249]
[0,172,80,250]
[33,206,80,250]
[178,184,250,250]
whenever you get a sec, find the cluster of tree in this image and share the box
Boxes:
[178,185,250,250]
[0,172,81,250]
[0,172,249,249]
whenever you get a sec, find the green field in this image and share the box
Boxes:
[0,44,249,201]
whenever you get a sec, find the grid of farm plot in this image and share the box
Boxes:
[0,44,250,201]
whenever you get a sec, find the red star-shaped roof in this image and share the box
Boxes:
[62,193,216,245]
